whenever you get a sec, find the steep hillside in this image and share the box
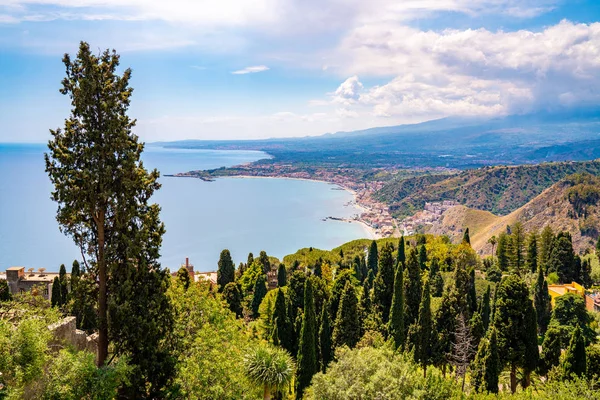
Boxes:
[377,160,600,218]
[428,174,600,255]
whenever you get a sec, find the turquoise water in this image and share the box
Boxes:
[0,144,372,272]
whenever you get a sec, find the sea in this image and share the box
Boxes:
[0,143,373,272]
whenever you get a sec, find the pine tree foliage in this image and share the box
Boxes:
[217,249,236,291]
[51,277,62,307]
[509,222,526,274]
[562,326,587,378]
[540,327,562,375]
[333,282,360,349]
[319,303,332,372]
[471,328,500,394]
[539,226,555,271]
[59,264,68,304]
[548,233,576,283]
[479,285,491,332]
[526,231,538,274]
[429,257,444,297]
[496,233,510,271]
[372,243,395,322]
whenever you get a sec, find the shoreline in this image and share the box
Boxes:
[172,173,382,239]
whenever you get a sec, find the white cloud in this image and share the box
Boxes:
[231,65,270,74]
[332,75,363,105]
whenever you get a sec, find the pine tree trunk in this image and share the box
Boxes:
[263,385,271,400]
[97,218,108,367]
[510,364,517,394]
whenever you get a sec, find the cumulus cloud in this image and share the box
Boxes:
[231,65,270,74]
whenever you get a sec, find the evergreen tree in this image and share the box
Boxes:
[534,265,552,334]
[539,327,562,375]
[71,260,81,282]
[223,282,243,318]
[319,303,332,372]
[467,268,477,315]
[296,279,318,399]
[418,244,428,271]
[496,233,509,271]
[259,251,271,274]
[352,255,363,282]
[429,257,444,297]
[471,328,500,394]
[329,270,356,325]
[368,240,379,275]
[493,274,539,393]
[526,231,538,274]
[360,255,368,283]
[251,275,268,318]
[51,277,62,307]
[372,243,395,322]
[176,266,191,290]
[470,311,485,351]
[479,285,491,332]
[217,249,236,291]
[59,264,68,303]
[539,226,555,271]
[509,222,526,274]
[397,236,406,265]
[548,232,576,283]
[389,261,405,350]
[580,258,592,288]
[46,43,170,381]
[462,228,471,245]
[313,258,322,277]
[597,236,600,262]
[404,248,422,326]
[273,288,293,353]
[562,326,587,378]
[277,263,287,287]
[414,276,433,376]
[0,279,11,302]
[333,282,360,349]
[358,275,372,333]
[271,319,280,346]
[247,252,254,268]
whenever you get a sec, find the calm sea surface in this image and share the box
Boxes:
[0,143,372,272]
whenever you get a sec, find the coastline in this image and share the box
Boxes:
[198,174,382,239]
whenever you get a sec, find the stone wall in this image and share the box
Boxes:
[48,316,98,361]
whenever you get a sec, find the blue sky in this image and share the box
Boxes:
[1,0,599,142]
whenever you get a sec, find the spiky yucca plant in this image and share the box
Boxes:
[244,344,295,400]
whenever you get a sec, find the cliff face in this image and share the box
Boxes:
[426,174,600,256]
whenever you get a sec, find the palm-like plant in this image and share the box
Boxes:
[244,344,296,400]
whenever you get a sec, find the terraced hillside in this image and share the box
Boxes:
[376,160,600,218]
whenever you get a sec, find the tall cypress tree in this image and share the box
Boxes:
[479,285,491,332]
[397,236,406,265]
[548,233,576,283]
[526,232,538,274]
[251,275,267,318]
[0,279,11,302]
[258,250,271,274]
[372,243,395,322]
[296,279,318,399]
[539,226,554,272]
[217,249,235,291]
[71,260,81,283]
[176,266,191,290]
[277,263,287,287]
[404,248,422,326]
[389,261,405,350]
[319,303,332,372]
[333,281,360,349]
[247,252,254,268]
[429,257,444,297]
[462,228,471,245]
[368,240,378,275]
[418,244,428,271]
[273,288,293,353]
[314,258,322,277]
[223,282,243,318]
[51,277,62,307]
[509,222,526,274]
[414,276,432,376]
[471,328,500,394]
[359,275,372,332]
[59,264,68,303]
[540,327,562,375]
[497,233,509,271]
[534,265,551,334]
[562,326,587,378]
[467,268,477,315]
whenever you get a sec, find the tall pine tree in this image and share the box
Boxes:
[496,233,509,271]
[296,278,318,399]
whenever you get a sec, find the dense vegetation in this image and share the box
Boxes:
[376,161,600,218]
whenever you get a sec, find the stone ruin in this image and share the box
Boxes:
[48,316,98,361]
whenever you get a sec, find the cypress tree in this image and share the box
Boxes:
[358,275,372,332]
[389,261,405,350]
[372,243,395,322]
[332,281,360,349]
[581,258,592,288]
[397,236,406,265]
[259,250,271,274]
[223,282,243,318]
[540,327,562,375]
[51,277,62,307]
[496,233,509,271]
[471,328,500,394]
[296,279,318,399]
[368,240,378,275]
[494,274,539,393]
[176,266,191,290]
[418,244,428,271]
[277,263,287,287]
[217,249,235,292]
[59,264,68,303]
[71,260,80,281]
[534,265,551,334]
[414,276,432,376]
[313,258,322,277]
[319,303,332,372]
[271,320,280,346]
[329,269,356,325]
[247,252,254,268]
[353,255,363,282]
[539,226,555,272]
[562,326,587,378]
[429,257,444,297]
[462,228,471,245]
[479,285,491,332]
[360,255,368,283]
[548,233,576,283]
[467,268,477,315]
[526,231,538,274]
[251,275,267,318]
[404,248,422,326]
[509,222,526,274]
[470,311,485,351]
[0,279,11,302]
[273,288,293,353]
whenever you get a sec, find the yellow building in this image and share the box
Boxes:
[547,281,585,306]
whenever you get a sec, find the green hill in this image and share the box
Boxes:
[376,160,600,218]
